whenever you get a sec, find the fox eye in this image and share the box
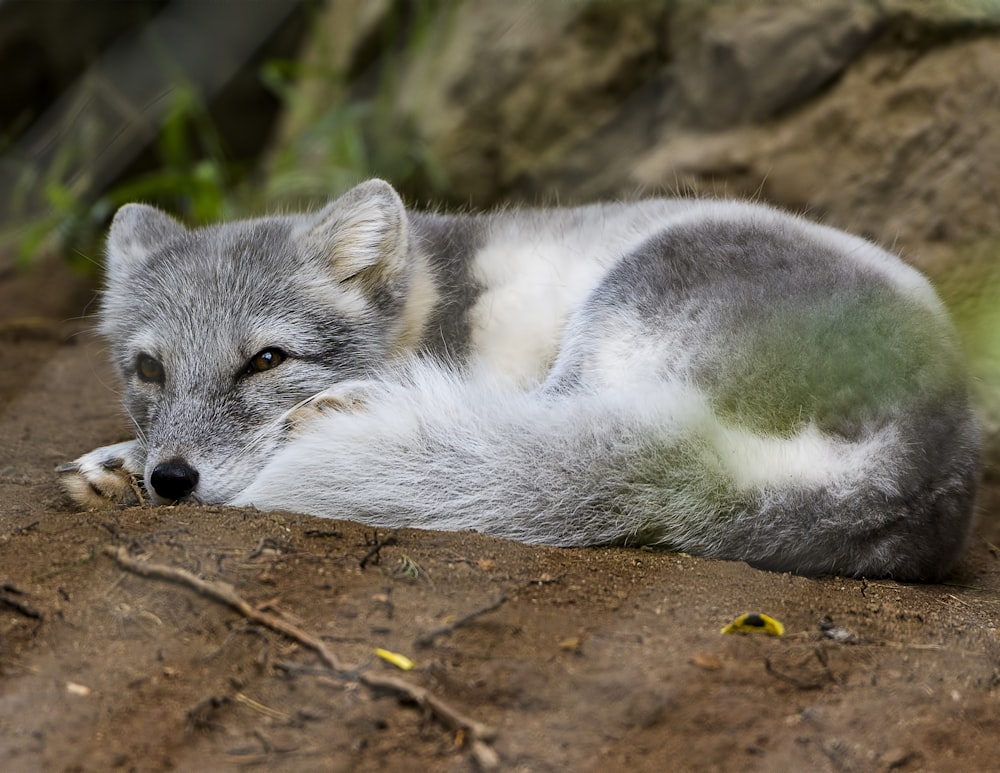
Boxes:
[245,347,286,375]
[136,353,165,384]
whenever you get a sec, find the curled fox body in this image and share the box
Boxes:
[61,180,980,580]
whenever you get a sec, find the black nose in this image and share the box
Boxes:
[150,459,199,501]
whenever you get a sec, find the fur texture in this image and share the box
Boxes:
[60,179,981,580]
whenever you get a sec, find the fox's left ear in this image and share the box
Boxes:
[300,179,409,287]
[106,204,188,277]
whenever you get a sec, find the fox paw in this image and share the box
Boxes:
[57,440,147,509]
[284,384,371,433]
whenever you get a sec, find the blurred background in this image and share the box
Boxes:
[1,0,998,467]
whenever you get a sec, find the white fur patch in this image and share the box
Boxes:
[706,421,897,495]
[233,367,896,535]
[579,309,699,386]
[466,202,691,385]
[466,236,607,384]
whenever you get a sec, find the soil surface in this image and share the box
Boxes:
[1,261,998,773]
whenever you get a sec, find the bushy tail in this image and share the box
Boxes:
[235,364,978,580]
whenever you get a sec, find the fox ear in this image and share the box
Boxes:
[301,179,409,285]
[106,204,187,276]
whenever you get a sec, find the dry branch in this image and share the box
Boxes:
[0,582,41,619]
[416,594,508,648]
[102,545,497,760]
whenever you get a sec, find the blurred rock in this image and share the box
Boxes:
[274,0,1000,467]
[671,0,882,129]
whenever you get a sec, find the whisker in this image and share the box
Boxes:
[217,391,323,473]
[122,403,148,448]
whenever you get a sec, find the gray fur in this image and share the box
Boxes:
[409,213,487,360]
[61,179,980,581]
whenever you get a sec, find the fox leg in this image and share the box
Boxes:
[57,440,147,508]
[282,383,373,434]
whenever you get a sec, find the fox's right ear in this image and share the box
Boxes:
[105,204,188,275]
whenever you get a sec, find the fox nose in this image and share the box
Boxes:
[150,459,199,501]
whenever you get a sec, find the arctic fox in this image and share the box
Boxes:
[60,179,980,580]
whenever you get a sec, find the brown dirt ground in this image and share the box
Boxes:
[1,260,998,773]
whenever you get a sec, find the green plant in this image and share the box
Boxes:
[4,82,236,271]
[259,3,449,208]
[5,2,453,269]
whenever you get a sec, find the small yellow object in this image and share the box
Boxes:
[65,681,92,697]
[375,647,415,670]
[720,612,785,636]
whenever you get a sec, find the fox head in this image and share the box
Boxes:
[100,179,418,504]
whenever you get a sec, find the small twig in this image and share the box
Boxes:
[248,536,291,560]
[359,531,397,569]
[274,660,343,678]
[0,583,41,619]
[764,648,835,691]
[103,545,497,754]
[304,528,342,539]
[186,694,231,732]
[234,691,289,722]
[416,594,508,648]
[104,545,347,668]
[127,473,147,506]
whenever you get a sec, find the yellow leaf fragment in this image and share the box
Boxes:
[720,612,785,636]
[66,681,92,697]
[375,647,415,670]
[689,652,723,670]
[557,636,582,652]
